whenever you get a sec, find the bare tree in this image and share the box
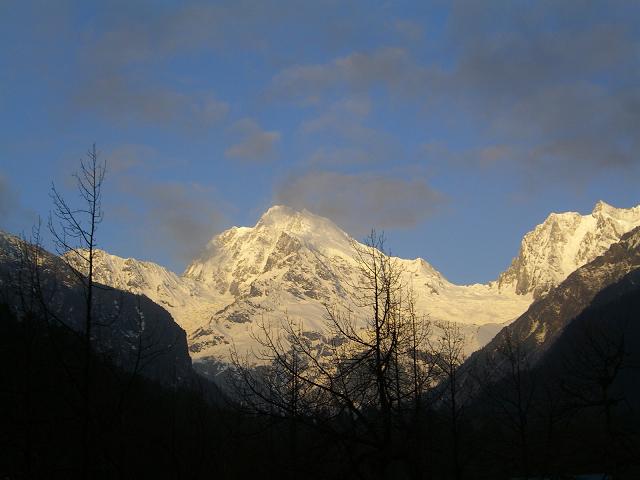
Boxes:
[230,314,325,479]
[48,143,106,479]
[4,224,47,478]
[477,328,536,478]
[231,231,442,477]
[436,320,467,480]
[403,289,440,479]
[560,313,633,475]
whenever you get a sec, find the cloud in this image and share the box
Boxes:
[300,95,371,135]
[104,144,158,174]
[275,170,444,235]
[306,147,378,167]
[422,142,516,171]
[269,3,640,184]
[496,83,640,179]
[102,144,226,266]
[72,0,393,129]
[225,118,281,162]
[115,177,225,264]
[0,172,36,232]
[436,2,640,180]
[74,75,229,129]
[392,19,424,42]
[82,1,289,66]
[80,0,415,67]
[299,95,403,167]
[0,174,16,226]
[270,47,434,101]
[71,2,245,130]
[139,182,224,262]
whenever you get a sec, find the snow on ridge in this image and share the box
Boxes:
[83,206,530,364]
[60,201,640,367]
[497,200,640,298]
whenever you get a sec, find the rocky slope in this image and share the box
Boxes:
[497,201,640,298]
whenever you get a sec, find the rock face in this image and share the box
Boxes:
[0,232,192,385]
[467,226,640,374]
[497,201,640,298]
[38,201,640,377]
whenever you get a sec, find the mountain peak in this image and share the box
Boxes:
[499,201,640,297]
[591,200,640,222]
[592,199,614,214]
[254,205,347,242]
[257,204,306,226]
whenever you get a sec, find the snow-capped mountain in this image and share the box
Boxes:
[182,206,531,363]
[497,201,640,298]
[66,249,218,333]
[65,201,640,374]
[466,225,640,379]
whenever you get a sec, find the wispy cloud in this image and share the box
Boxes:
[74,75,229,130]
[270,47,435,101]
[299,95,401,167]
[268,2,640,185]
[392,19,424,42]
[225,118,281,162]
[440,2,640,179]
[137,181,225,262]
[275,170,445,236]
[0,174,17,226]
[102,146,226,265]
[0,171,37,232]
[70,2,246,131]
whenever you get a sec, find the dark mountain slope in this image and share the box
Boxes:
[0,231,192,384]
[465,226,640,376]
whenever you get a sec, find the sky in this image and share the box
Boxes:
[1,0,639,284]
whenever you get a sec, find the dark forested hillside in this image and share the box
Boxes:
[462,271,640,479]
[0,231,192,385]
[0,302,322,479]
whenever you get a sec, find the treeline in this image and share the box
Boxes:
[2,264,640,479]
[0,300,372,479]
[225,233,640,479]
[465,286,640,479]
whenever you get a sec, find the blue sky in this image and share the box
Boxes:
[1,0,639,284]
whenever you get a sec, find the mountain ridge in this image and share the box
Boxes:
[0,231,193,385]
[50,200,640,372]
[465,225,640,385]
[497,200,640,297]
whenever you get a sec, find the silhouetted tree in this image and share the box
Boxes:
[561,312,633,476]
[48,143,106,479]
[436,320,466,480]
[477,328,536,478]
[231,231,442,478]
